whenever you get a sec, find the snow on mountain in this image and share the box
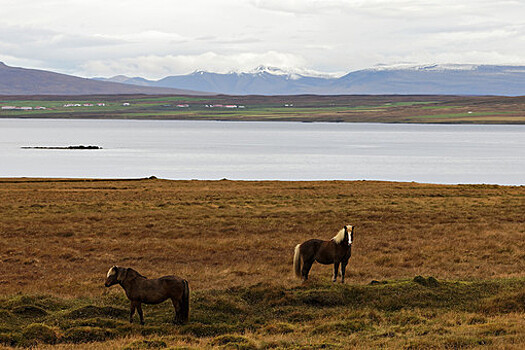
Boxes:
[94,64,525,96]
[369,63,480,71]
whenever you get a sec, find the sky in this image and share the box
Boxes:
[1,0,524,79]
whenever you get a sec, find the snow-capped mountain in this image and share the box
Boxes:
[95,64,525,96]
[332,64,525,95]
[98,66,334,95]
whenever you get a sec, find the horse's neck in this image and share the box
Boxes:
[332,238,348,246]
[120,269,145,289]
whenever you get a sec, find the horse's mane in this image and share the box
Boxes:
[332,225,354,244]
[332,228,346,244]
[107,266,117,278]
[126,268,147,279]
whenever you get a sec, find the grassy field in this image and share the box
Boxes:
[0,94,524,124]
[0,179,524,349]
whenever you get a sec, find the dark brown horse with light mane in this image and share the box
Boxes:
[104,266,189,325]
[293,225,354,283]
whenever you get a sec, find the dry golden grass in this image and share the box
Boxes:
[0,179,524,349]
[0,179,523,296]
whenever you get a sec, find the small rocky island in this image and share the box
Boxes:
[21,145,102,150]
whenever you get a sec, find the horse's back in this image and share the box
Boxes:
[299,239,324,260]
[159,275,185,283]
[158,275,187,291]
[301,239,324,247]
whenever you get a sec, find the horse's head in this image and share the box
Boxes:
[344,225,354,246]
[105,266,124,287]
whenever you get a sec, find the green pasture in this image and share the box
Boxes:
[1,96,522,124]
[1,277,524,348]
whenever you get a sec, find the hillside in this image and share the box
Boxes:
[99,64,525,96]
[0,62,210,95]
[332,64,525,95]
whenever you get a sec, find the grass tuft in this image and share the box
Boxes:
[21,323,58,345]
[179,323,240,338]
[123,339,168,349]
[63,326,117,343]
[66,305,128,319]
[11,305,48,318]
[211,334,257,350]
[263,321,295,335]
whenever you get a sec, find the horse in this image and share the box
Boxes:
[293,225,354,283]
[104,266,189,325]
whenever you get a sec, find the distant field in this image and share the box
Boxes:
[0,94,524,124]
[0,179,523,348]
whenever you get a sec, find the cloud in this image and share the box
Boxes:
[0,25,125,51]
[0,0,523,76]
[79,51,308,78]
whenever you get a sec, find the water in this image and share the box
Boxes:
[0,119,523,185]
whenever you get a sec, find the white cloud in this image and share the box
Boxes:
[0,0,523,78]
[80,51,308,78]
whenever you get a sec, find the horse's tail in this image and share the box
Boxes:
[293,244,302,278]
[180,279,190,323]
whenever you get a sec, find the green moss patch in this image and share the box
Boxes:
[21,323,58,344]
[66,305,128,319]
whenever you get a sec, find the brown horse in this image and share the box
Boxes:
[293,225,354,283]
[104,266,189,325]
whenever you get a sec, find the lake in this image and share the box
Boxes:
[0,119,523,185]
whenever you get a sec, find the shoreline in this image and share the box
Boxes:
[0,177,522,187]
[1,115,525,125]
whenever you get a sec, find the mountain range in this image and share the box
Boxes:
[1,61,524,96]
[0,62,209,95]
[96,64,525,96]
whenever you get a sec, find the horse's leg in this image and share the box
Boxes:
[302,259,314,281]
[333,262,340,282]
[341,260,348,284]
[171,297,181,324]
[171,298,184,324]
[129,302,136,324]
[136,303,144,325]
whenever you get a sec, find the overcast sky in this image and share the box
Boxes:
[1,0,524,78]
